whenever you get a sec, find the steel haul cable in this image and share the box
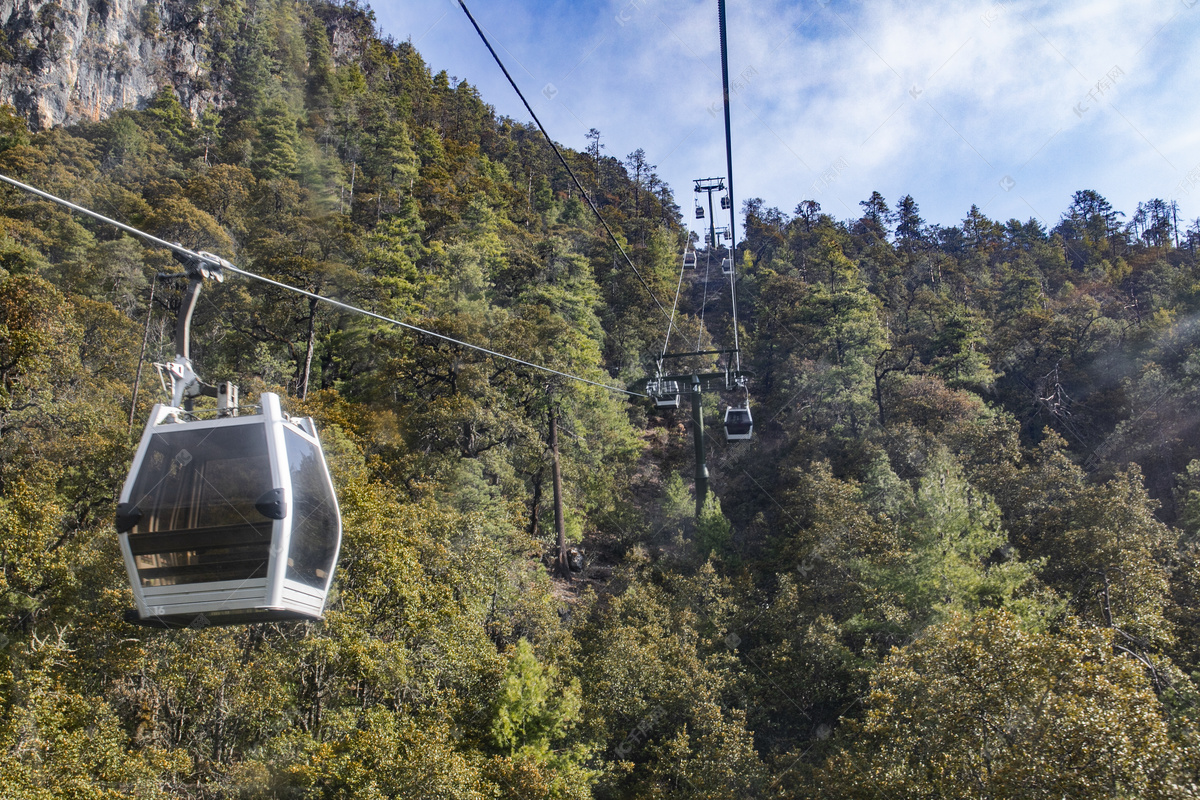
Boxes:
[453,0,673,326]
[718,0,742,371]
[0,172,647,398]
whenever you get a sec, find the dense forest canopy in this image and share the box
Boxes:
[1,0,1199,797]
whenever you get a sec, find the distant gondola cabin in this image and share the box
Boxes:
[656,380,682,408]
[116,393,341,627]
[724,405,753,440]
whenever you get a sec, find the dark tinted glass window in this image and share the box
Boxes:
[126,423,275,586]
[725,410,752,434]
[283,430,339,588]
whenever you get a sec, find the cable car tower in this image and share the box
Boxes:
[646,0,752,516]
[694,177,726,256]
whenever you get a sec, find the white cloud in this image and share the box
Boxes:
[378,0,1200,228]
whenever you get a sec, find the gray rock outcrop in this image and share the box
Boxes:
[0,0,215,129]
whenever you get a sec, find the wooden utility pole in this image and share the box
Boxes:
[549,408,569,577]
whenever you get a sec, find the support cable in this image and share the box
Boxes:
[697,245,712,350]
[128,276,157,435]
[661,250,688,357]
[718,0,742,371]
[454,0,673,325]
[0,172,646,398]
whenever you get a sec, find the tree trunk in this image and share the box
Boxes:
[529,469,543,539]
[550,409,569,577]
[299,296,318,399]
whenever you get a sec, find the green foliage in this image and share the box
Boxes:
[490,639,581,757]
[661,471,692,524]
[1,5,1199,797]
[144,88,191,154]
[824,610,1194,798]
[695,493,731,558]
[0,633,182,799]
[252,98,299,180]
[0,105,30,153]
[303,709,488,799]
[852,451,1047,636]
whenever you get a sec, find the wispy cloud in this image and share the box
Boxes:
[379,0,1200,229]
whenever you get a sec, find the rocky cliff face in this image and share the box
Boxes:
[0,0,216,129]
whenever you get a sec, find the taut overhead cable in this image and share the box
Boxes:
[453,0,673,325]
[0,172,646,398]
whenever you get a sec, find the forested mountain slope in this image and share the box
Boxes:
[1,0,1199,797]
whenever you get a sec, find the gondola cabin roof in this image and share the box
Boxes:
[116,393,341,628]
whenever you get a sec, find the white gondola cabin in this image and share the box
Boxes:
[683,250,696,269]
[724,405,753,440]
[721,257,733,276]
[656,380,682,408]
[695,205,705,219]
[116,393,341,627]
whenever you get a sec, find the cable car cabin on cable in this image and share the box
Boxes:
[683,250,697,269]
[653,379,682,408]
[724,405,753,440]
[721,257,733,276]
[116,393,341,627]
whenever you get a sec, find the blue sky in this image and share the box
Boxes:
[375,0,1200,237]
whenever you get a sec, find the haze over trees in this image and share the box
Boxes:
[1,0,1199,797]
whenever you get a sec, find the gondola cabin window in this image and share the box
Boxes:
[284,429,340,587]
[125,424,274,587]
